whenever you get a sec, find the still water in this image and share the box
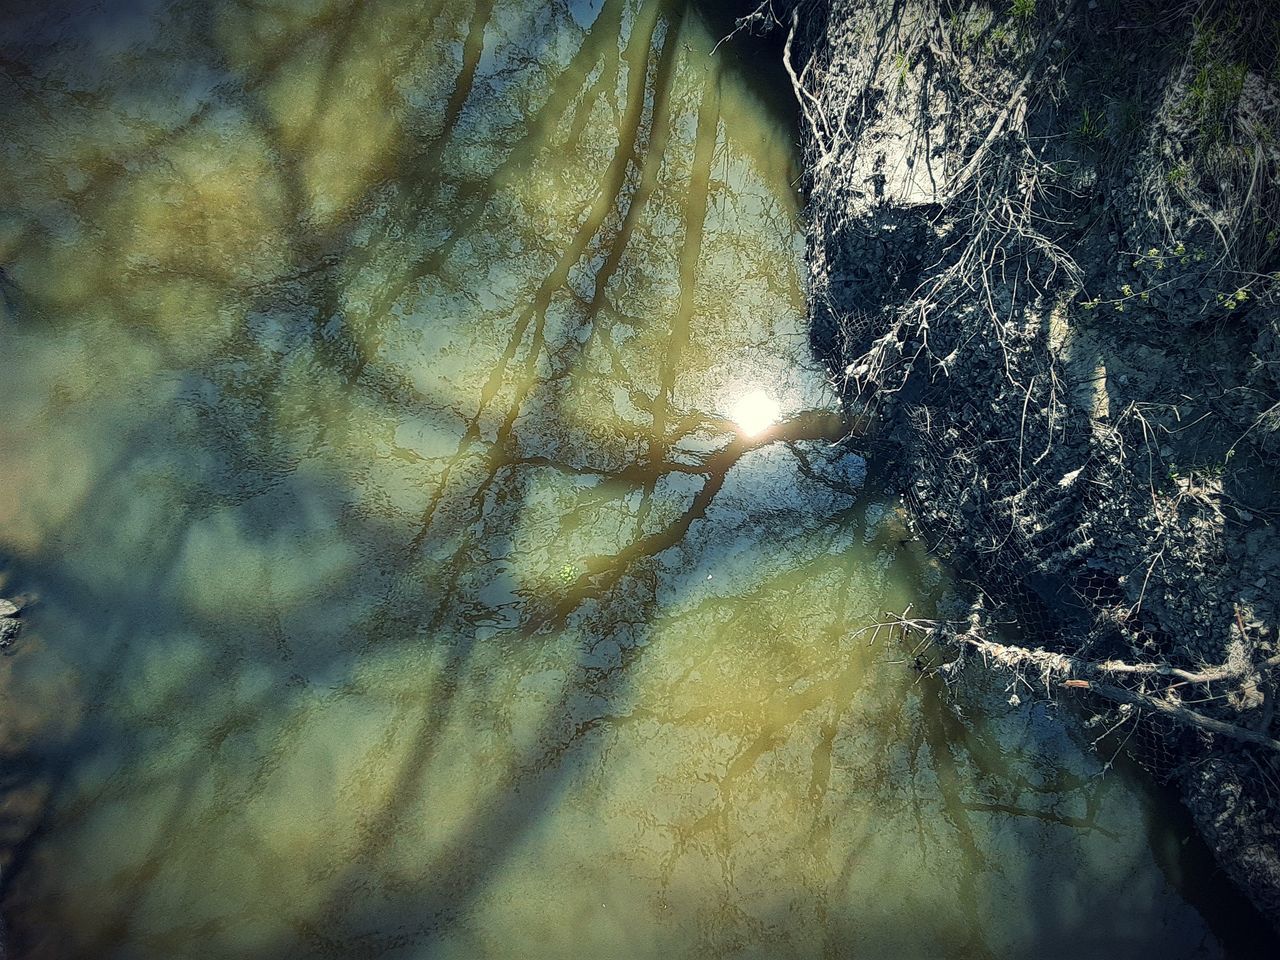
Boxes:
[0,0,1263,957]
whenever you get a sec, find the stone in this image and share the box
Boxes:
[0,599,17,617]
[0,617,20,647]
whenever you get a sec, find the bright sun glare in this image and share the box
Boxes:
[732,388,780,437]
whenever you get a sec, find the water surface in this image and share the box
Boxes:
[0,1,1258,957]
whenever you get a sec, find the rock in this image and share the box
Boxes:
[1183,757,1280,925]
[0,617,19,647]
[0,599,17,618]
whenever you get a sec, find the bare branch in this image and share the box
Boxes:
[884,612,1280,754]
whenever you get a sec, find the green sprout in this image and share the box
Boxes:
[1133,247,1168,271]
[1218,287,1251,310]
[1167,162,1190,186]
[1074,105,1106,142]
[893,51,910,90]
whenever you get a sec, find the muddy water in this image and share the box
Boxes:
[0,1,1257,957]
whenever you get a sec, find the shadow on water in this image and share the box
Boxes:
[0,1,831,954]
[0,0,1273,958]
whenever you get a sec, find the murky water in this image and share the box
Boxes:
[0,1,1266,957]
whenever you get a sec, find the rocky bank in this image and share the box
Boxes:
[761,0,1280,929]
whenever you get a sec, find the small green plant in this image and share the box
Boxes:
[1011,0,1035,20]
[893,51,910,91]
[1073,105,1106,143]
[1079,281,1149,314]
[1132,241,1205,274]
[1184,15,1250,152]
[1132,246,1166,270]
[1216,286,1251,310]
[557,563,579,586]
[1187,60,1247,147]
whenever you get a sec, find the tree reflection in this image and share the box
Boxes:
[0,1,1235,958]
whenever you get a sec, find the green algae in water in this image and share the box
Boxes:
[0,0,1265,957]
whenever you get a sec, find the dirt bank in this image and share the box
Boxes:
[755,0,1280,928]
[0,592,31,960]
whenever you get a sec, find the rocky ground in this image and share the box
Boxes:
[0,593,27,960]
[752,0,1280,929]
[0,600,20,652]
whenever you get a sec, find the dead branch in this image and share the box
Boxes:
[886,612,1280,754]
[784,9,834,167]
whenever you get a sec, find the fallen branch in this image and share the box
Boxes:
[1085,678,1280,753]
[886,613,1280,754]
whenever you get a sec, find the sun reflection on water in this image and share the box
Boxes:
[730,387,780,436]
